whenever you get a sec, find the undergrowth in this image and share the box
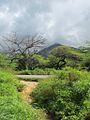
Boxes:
[32,67,90,120]
[0,70,47,120]
[17,68,59,75]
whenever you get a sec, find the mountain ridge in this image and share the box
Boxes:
[38,43,79,57]
[38,43,62,57]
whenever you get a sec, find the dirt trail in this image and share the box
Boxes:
[17,75,51,79]
[20,80,38,103]
[18,75,51,103]
[19,78,52,120]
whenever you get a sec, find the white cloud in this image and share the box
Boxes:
[0,0,90,47]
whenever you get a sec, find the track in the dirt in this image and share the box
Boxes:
[20,80,38,103]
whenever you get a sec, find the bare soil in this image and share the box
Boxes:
[20,80,38,103]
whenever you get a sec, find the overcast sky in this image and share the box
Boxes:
[0,0,90,47]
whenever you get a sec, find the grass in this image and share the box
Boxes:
[1,66,90,120]
[17,68,60,75]
[0,70,48,120]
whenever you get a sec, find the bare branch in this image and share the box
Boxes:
[0,33,46,62]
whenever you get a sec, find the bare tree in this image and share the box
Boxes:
[0,32,46,69]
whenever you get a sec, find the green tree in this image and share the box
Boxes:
[0,53,16,69]
[79,43,90,71]
[48,46,82,69]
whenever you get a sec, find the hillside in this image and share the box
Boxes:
[38,43,61,57]
[38,43,80,57]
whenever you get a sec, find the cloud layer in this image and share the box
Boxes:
[0,0,90,47]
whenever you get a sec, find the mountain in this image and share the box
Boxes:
[38,43,62,57]
[38,43,80,57]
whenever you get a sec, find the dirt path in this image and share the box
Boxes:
[19,78,52,120]
[18,75,51,103]
[17,75,52,79]
[20,80,38,103]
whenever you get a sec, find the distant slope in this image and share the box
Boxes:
[38,43,61,57]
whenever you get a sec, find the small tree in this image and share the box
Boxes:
[79,42,90,71]
[48,46,82,69]
[32,54,49,69]
[0,33,46,70]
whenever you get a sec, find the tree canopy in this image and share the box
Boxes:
[48,46,82,69]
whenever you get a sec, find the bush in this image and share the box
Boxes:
[82,57,90,71]
[0,54,16,70]
[18,68,59,75]
[32,68,90,120]
[0,70,47,120]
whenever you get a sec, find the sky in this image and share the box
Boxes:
[0,0,90,47]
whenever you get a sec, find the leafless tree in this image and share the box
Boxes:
[0,32,46,60]
[0,32,46,69]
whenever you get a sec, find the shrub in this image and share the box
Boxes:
[0,54,16,70]
[18,68,59,75]
[56,67,89,82]
[32,69,90,120]
[82,57,90,71]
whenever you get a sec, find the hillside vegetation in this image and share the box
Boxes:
[0,70,47,120]
[0,42,90,120]
[32,67,90,120]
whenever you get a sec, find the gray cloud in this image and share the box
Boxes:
[0,0,90,47]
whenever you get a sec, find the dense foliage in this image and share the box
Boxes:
[48,46,82,69]
[0,44,85,71]
[0,70,47,120]
[18,68,60,75]
[0,54,16,69]
[32,68,90,120]
[1,43,90,120]
[79,46,90,71]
